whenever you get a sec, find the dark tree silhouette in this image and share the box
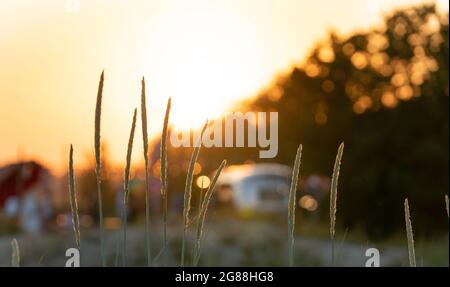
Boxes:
[245,4,449,239]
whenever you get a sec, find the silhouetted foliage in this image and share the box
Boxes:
[246,4,449,239]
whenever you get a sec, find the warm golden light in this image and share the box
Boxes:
[299,195,318,211]
[318,47,335,63]
[351,52,368,70]
[381,91,398,108]
[196,175,211,189]
[353,95,373,114]
[342,43,355,56]
[391,73,408,87]
[396,85,414,100]
[322,80,335,93]
[0,0,447,172]
[305,63,321,78]
[193,163,202,176]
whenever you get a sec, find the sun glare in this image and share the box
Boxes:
[146,2,265,130]
[0,0,448,172]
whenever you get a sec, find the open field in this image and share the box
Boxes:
[1,2,448,270]
[1,215,447,267]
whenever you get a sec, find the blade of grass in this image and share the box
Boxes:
[154,98,171,265]
[11,238,20,267]
[330,142,344,266]
[191,175,205,267]
[181,121,208,267]
[288,144,302,267]
[38,253,47,267]
[122,108,137,267]
[335,228,349,265]
[198,177,205,216]
[192,160,227,266]
[141,77,152,266]
[192,177,205,265]
[404,198,416,267]
[445,194,449,219]
[114,233,120,267]
[69,145,80,250]
[94,70,106,267]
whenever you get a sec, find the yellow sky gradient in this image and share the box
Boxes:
[0,0,448,174]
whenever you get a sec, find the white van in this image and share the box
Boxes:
[215,163,292,214]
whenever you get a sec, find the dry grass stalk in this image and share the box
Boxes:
[288,144,302,267]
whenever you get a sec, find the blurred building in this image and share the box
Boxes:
[0,161,54,233]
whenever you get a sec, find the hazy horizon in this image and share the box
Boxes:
[1,0,448,174]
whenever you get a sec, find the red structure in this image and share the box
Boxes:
[0,161,50,207]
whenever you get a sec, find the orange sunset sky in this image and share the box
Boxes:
[0,0,448,174]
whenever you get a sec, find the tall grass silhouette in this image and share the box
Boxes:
[8,70,446,268]
[445,195,449,219]
[288,144,302,267]
[154,98,171,264]
[122,108,137,266]
[11,238,20,267]
[330,142,344,266]
[140,77,152,266]
[68,145,80,250]
[404,198,416,267]
[94,70,106,267]
[181,121,208,267]
[193,160,227,266]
